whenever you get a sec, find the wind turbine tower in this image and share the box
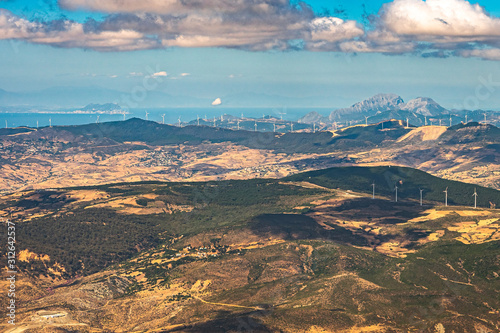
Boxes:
[49,118,52,127]
[290,123,294,132]
[273,123,276,132]
[473,188,478,209]
[162,114,165,124]
[145,111,149,120]
[365,116,368,126]
[419,189,423,206]
[178,116,182,127]
[449,116,452,127]
[406,118,409,128]
[444,187,448,207]
[484,113,487,124]
[424,116,427,126]
[372,182,375,199]
[465,114,468,123]
[395,185,398,203]
[96,115,100,124]
[237,120,240,130]
[254,122,257,132]
[197,115,200,126]
[5,120,7,129]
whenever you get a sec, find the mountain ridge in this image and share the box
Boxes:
[300,93,452,124]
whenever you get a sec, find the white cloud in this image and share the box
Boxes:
[458,48,500,60]
[180,73,190,77]
[380,0,500,39]
[59,0,299,15]
[309,17,364,43]
[212,98,222,106]
[338,0,500,58]
[0,9,158,51]
[151,71,167,77]
[2,0,500,59]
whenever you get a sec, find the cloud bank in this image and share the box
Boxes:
[0,0,499,59]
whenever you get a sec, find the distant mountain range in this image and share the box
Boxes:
[299,94,486,125]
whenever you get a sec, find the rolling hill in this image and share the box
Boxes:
[1,166,500,332]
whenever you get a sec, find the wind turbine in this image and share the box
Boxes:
[241,113,244,119]
[394,185,398,203]
[334,121,338,130]
[273,123,276,132]
[419,188,423,206]
[145,111,149,120]
[313,123,316,133]
[439,119,442,126]
[254,122,257,132]
[4,120,7,129]
[278,110,286,120]
[365,116,368,126]
[484,113,487,124]
[473,188,478,209]
[449,116,452,127]
[36,120,39,129]
[123,112,126,121]
[162,114,165,124]
[96,115,100,124]
[220,114,224,122]
[237,120,240,130]
[465,114,468,124]
[424,116,427,126]
[406,118,409,128]
[371,182,375,199]
[178,116,182,127]
[197,115,200,126]
[213,118,216,127]
[49,118,52,127]
[290,123,294,132]
[444,187,448,207]
[204,114,208,121]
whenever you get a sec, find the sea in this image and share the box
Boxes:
[0,107,333,128]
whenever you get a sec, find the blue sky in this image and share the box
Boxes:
[1,0,500,109]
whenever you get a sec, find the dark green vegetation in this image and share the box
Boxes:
[1,118,420,154]
[2,165,499,278]
[287,165,500,207]
[1,165,500,331]
[5,178,326,277]
[5,118,499,154]
[17,208,167,276]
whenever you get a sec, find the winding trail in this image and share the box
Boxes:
[192,295,265,311]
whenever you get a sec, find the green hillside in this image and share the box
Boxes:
[285,165,500,207]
